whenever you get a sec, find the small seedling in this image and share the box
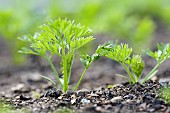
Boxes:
[96,41,170,84]
[32,91,41,99]
[143,43,170,83]
[18,19,99,92]
[159,86,170,105]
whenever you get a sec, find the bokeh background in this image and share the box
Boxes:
[0,0,170,71]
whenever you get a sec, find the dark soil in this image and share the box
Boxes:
[0,79,169,113]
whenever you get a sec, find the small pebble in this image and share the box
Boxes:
[71,99,76,104]
[11,83,25,91]
[126,99,136,104]
[110,96,123,103]
[81,98,90,104]
[77,91,85,97]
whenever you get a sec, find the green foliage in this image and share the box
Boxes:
[146,43,170,62]
[159,87,170,105]
[104,44,132,62]
[128,55,144,78]
[19,19,97,92]
[80,53,99,67]
[97,41,170,84]
[142,43,170,83]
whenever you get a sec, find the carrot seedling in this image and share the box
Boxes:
[18,19,99,92]
[96,41,170,84]
[142,43,170,83]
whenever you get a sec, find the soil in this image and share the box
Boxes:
[0,25,170,113]
[2,80,170,113]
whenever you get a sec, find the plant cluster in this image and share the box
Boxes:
[19,19,99,92]
[19,18,170,92]
[96,42,170,84]
[95,42,144,84]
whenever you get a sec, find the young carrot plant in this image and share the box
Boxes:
[142,43,170,83]
[96,41,170,84]
[18,19,99,92]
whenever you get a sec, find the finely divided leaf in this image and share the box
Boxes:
[130,55,144,79]
[146,43,170,62]
[18,47,38,55]
[70,36,94,50]
[80,54,92,67]
[105,43,132,62]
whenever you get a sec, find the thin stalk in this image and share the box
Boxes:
[73,67,88,91]
[40,75,58,89]
[67,54,74,83]
[120,62,136,84]
[141,60,164,84]
[73,61,92,91]
[115,74,131,83]
[46,57,63,88]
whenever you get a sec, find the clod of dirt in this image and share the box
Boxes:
[43,89,62,98]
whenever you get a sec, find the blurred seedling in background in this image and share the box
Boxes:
[1,0,170,65]
[0,9,43,64]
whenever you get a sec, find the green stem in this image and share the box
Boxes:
[73,67,89,91]
[45,57,63,89]
[120,62,136,84]
[62,56,68,92]
[40,75,58,89]
[141,60,164,84]
[62,48,68,92]
[74,61,93,91]
[68,54,74,83]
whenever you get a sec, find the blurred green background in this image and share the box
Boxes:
[0,0,170,65]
